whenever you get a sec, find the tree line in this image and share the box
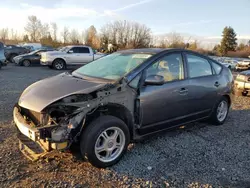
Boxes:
[0,15,249,57]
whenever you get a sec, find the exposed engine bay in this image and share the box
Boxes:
[15,80,137,159]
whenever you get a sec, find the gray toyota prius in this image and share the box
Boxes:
[13,48,233,167]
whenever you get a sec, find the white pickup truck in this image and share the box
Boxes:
[40,45,105,70]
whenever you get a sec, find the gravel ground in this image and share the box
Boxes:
[0,64,250,188]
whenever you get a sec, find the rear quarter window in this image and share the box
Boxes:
[211,61,222,74]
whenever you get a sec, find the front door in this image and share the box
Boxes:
[138,53,191,133]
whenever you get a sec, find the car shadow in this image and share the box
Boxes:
[68,108,250,187]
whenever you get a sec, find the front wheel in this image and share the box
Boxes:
[22,60,31,67]
[80,116,130,168]
[53,59,66,70]
[209,97,229,125]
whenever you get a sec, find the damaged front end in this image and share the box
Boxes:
[13,78,135,161]
[14,97,87,161]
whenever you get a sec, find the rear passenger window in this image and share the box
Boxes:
[79,47,90,53]
[186,54,212,78]
[211,61,222,74]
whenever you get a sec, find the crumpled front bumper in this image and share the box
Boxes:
[13,107,68,161]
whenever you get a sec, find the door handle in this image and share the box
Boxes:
[214,81,220,87]
[179,88,188,95]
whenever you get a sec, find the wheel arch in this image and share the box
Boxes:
[52,58,66,65]
[85,103,135,139]
[223,94,231,107]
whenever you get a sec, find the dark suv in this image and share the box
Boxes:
[13,48,233,167]
[4,45,30,63]
[0,42,6,68]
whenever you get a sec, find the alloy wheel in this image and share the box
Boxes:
[216,100,228,122]
[94,127,126,163]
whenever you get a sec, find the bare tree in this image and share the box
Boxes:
[51,22,58,41]
[61,26,70,44]
[24,15,42,42]
[69,29,80,44]
[85,25,100,48]
[40,23,50,39]
[0,28,9,43]
[100,20,151,50]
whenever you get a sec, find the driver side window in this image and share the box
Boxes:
[146,53,184,83]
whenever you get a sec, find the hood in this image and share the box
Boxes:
[18,73,107,112]
[15,53,32,58]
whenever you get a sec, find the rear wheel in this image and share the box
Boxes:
[22,60,31,67]
[53,59,66,70]
[80,115,130,168]
[209,96,229,125]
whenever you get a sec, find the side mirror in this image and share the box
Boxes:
[68,50,73,53]
[144,75,164,86]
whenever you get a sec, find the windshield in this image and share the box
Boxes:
[60,47,70,52]
[72,53,152,80]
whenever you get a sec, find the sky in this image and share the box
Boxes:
[0,0,250,47]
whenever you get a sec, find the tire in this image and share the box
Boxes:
[80,115,130,168]
[9,54,17,63]
[242,92,248,97]
[22,60,31,67]
[209,96,229,125]
[53,59,66,70]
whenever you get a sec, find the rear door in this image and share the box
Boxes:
[77,47,93,64]
[183,52,220,117]
[0,42,5,62]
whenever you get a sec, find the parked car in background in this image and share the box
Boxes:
[40,46,54,51]
[219,62,232,69]
[0,42,7,69]
[234,70,250,96]
[4,45,30,63]
[13,49,54,67]
[21,43,42,51]
[40,45,105,70]
[14,48,233,167]
[224,59,238,70]
[235,59,250,71]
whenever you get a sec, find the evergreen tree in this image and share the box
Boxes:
[220,26,237,55]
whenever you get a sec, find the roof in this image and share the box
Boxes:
[117,48,167,54]
[66,45,90,48]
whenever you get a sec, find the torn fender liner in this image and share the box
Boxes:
[18,72,107,112]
